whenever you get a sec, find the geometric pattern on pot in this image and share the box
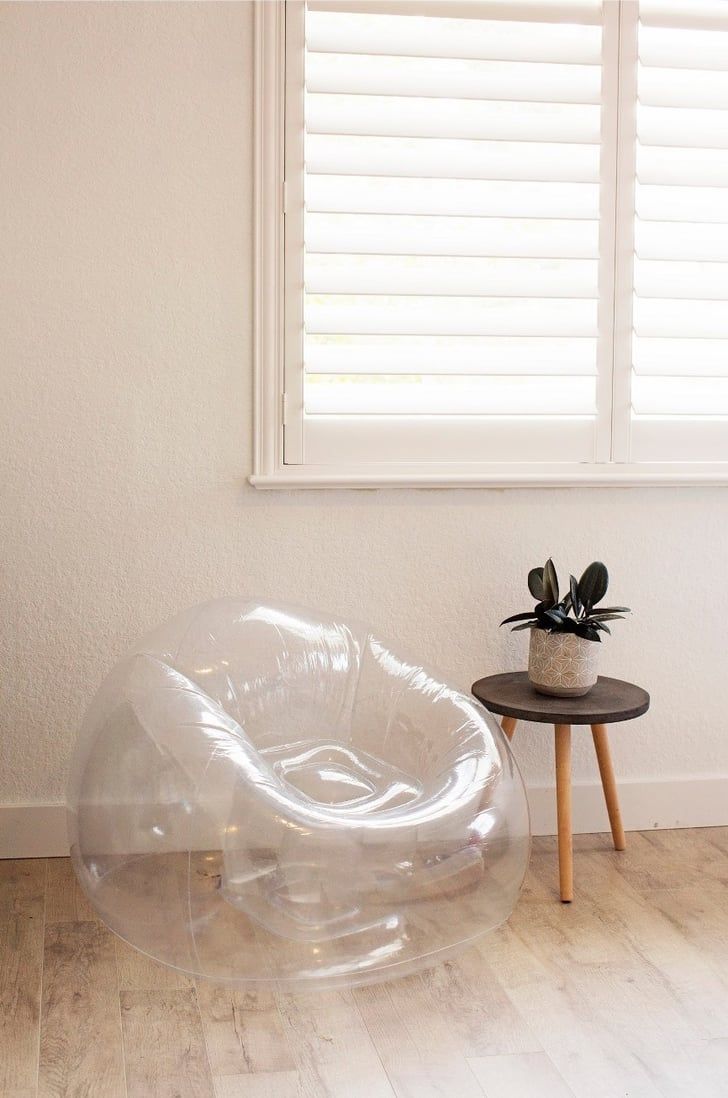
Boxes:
[528,629,600,697]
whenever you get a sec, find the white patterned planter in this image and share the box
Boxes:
[528,630,599,697]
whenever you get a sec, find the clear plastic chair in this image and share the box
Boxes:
[68,599,530,989]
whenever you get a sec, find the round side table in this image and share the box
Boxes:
[471,672,650,902]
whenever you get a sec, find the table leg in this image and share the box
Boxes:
[591,723,626,851]
[501,716,518,741]
[554,723,573,903]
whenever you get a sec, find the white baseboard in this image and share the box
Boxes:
[0,804,68,859]
[527,775,728,836]
[2,777,727,858]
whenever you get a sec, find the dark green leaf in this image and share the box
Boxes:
[500,612,538,626]
[543,558,559,606]
[511,621,536,632]
[569,574,582,617]
[594,606,630,614]
[588,613,625,623]
[528,567,545,601]
[578,561,609,611]
[591,621,611,634]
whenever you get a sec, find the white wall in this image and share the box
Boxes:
[2,2,727,853]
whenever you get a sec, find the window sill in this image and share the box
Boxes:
[249,463,728,490]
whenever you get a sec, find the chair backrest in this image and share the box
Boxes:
[135,597,491,784]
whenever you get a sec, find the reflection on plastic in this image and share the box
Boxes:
[68,599,530,988]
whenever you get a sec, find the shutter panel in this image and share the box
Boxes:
[631,0,728,462]
[286,0,609,466]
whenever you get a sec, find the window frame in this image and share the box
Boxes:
[251,0,728,488]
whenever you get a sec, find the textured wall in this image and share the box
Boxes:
[2,1,727,810]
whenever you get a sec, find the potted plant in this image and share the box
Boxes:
[501,560,630,697]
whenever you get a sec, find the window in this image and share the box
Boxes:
[253,0,728,486]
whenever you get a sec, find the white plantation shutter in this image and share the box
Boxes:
[630,0,728,462]
[283,0,613,466]
[256,0,728,482]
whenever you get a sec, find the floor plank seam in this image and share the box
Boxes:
[191,981,216,1097]
[113,924,130,1098]
[35,858,49,1098]
[351,984,400,1098]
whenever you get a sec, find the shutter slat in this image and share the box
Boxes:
[633,375,728,415]
[639,64,728,109]
[306,176,599,218]
[307,53,601,103]
[638,105,728,150]
[306,9,602,63]
[305,295,597,336]
[634,336,728,376]
[306,255,598,297]
[308,2,602,26]
[306,213,599,257]
[637,144,728,187]
[305,375,597,415]
[305,334,597,374]
[635,259,728,299]
[636,183,728,223]
[639,25,728,70]
[306,134,600,182]
[306,93,601,143]
[634,298,728,338]
[636,220,728,261]
[641,1,728,32]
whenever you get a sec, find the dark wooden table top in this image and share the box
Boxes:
[471,671,650,726]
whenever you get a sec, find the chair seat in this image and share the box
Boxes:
[261,739,422,810]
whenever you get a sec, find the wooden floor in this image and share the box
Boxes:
[2,828,728,1098]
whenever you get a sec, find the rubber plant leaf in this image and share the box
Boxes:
[500,612,538,626]
[578,561,608,612]
[528,567,545,601]
[543,558,559,606]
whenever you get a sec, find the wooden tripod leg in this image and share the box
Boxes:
[501,716,518,741]
[554,724,573,903]
[591,723,626,851]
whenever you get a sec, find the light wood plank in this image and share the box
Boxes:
[630,827,728,891]
[0,859,45,1096]
[523,855,728,1093]
[485,921,665,1098]
[196,982,294,1076]
[277,989,396,1098]
[422,950,542,1056]
[469,1051,575,1098]
[355,976,486,1098]
[576,849,728,1039]
[116,936,194,991]
[610,829,728,894]
[0,857,46,916]
[38,921,126,1098]
[44,857,99,924]
[214,1070,302,1098]
[120,988,214,1098]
